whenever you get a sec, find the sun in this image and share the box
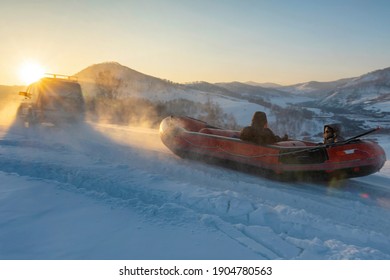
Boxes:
[19,61,45,84]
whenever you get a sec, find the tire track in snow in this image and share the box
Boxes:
[0,155,294,259]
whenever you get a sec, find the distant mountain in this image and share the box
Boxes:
[75,62,184,101]
[75,62,299,107]
[75,62,389,112]
[343,67,390,87]
[185,81,291,103]
[268,67,390,115]
[245,81,282,88]
[72,62,390,133]
[184,81,234,97]
[278,78,354,98]
[319,67,390,113]
[74,62,249,128]
[216,82,291,99]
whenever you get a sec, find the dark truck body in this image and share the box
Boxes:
[18,75,84,126]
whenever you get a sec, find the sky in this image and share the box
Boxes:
[1,0,390,85]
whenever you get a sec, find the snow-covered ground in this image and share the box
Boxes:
[1,113,389,261]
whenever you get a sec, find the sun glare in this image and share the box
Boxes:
[19,62,45,85]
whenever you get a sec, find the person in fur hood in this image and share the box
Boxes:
[323,123,345,144]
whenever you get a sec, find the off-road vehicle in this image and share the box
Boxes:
[18,74,85,127]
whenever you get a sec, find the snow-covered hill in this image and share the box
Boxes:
[279,78,353,97]
[278,67,390,114]
[75,62,275,127]
[75,62,303,107]
[72,62,390,136]
[320,67,390,113]
[245,81,282,88]
[76,62,184,101]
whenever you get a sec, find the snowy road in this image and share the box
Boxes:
[1,121,389,259]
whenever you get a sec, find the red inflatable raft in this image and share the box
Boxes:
[159,116,386,181]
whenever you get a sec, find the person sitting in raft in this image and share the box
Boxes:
[240,111,288,145]
[323,123,345,144]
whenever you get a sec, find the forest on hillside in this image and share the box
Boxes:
[82,70,239,129]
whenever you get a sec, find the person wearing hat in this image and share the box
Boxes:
[240,111,288,145]
[323,123,344,144]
